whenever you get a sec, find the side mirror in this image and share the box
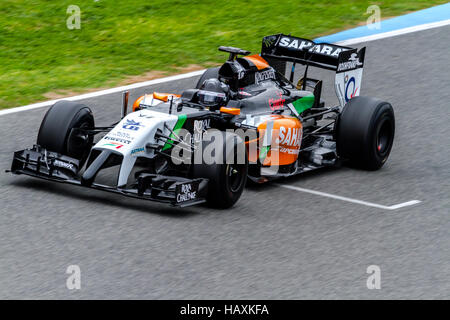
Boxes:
[121,91,129,119]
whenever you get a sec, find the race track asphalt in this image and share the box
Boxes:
[0,25,449,299]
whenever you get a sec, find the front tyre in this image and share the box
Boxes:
[37,100,94,166]
[191,131,248,209]
[337,96,395,170]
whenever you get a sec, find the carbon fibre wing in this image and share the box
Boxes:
[261,33,366,108]
[9,145,207,207]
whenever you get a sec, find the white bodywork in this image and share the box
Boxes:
[93,108,179,186]
[140,94,170,107]
[334,48,365,109]
[335,67,364,109]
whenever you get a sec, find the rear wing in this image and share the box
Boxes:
[261,34,366,108]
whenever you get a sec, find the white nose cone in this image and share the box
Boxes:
[94,109,178,155]
[93,109,179,186]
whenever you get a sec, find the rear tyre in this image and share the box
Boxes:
[195,67,220,89]
[337,96,395,170]
[37,100,94,166]
[191,131,248,209]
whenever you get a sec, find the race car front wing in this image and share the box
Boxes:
[9,145,207,207]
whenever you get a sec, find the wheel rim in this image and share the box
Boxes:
[376,117,393,157]
[226,163,245,193]
[67,121,93,160]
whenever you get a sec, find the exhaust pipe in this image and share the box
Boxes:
[121,91,129,119]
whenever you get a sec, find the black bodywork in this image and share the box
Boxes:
[10,34,364,207]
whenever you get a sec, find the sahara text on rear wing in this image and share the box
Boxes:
[261,34,366,108]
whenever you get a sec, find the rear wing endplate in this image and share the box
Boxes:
[261,34,366,108]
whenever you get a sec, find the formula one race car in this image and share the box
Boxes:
[10,34,395,208]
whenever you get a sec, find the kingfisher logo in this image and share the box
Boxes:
[268,91,285,111]
[122,119,144,131]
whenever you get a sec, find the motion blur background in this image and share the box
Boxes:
[1,1,449,299]
[0,0,447,109]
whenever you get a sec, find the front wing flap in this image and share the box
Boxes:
[9,146,207,207]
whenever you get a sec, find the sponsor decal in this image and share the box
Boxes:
[280,37,314,50]
[279,37,346,57]
[276,126,302,148]
[279,147,299,155]
[104,136,131,145]
[262,36,276,49]
[131,147,145,156]
[268,91,285,111]
[308,44,344,57]
[102,141,124,149]
[344,76,358,102]
[107,131,132,140]
[138,114,153,118]
[338,52,363,72]
[255,69,276,84]
[194,119,210,131]
[231,62,246,80]
[193,119,210,143]
[238,90,252,97]
[122,119,144,131]
[175,182,198,203]
[54,160,74,170]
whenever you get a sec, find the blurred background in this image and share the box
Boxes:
[0,0,446,109]
[1,1,449,300]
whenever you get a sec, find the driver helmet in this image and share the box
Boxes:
[198,78,230,108]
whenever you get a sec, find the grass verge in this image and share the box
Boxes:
[0,0,447,109]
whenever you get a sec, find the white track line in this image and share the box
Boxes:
[336,19,450,46]
[1,18,449,117]
[0,70,205,116]
[276,184,422,210]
